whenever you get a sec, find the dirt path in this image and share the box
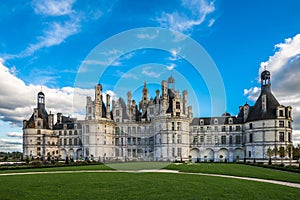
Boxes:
[1,169,300,189]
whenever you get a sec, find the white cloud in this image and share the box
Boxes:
[18,19,80,58]
[156,0,215,33]
[6,132,22,138]
[116,70,138,80]
[208,18,215,27]
[243,87,260,101]
[137,33,158,40]
[32,0,75,16]
[244,34,300,144]
[0,138,22,152]
[166,63,176,71]
[141,66,161,78]
[0,58,94,127]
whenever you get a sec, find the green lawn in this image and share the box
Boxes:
[0,172,300,200]
[106,161,171,170]
[164,163,300,183]
[0,164,114,174]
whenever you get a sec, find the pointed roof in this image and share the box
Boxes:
[246,90,280,122]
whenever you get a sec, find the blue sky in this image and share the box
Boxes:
[1,0,300,152]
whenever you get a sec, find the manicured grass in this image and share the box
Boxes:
[106,161,171,170]
[1,172,300,199]
[0,164,114,174]
[164,163,300,183]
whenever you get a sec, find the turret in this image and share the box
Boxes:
[106,94,111,119]
[95,84,102,119]
[37,91,45,109]
[261,69,271,93]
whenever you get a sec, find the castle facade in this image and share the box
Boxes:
[23,69,293,162]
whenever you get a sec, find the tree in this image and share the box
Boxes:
[287,143,293,166]
[279,146,286,165]
[266,147,273,165]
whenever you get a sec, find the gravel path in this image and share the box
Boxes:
[1,169,300,189]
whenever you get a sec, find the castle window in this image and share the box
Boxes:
[207,126,211,131]
[116,110,120,117]
[200,135,204,143]
[74,138,78,145]
[229,126,233,132]
[236,126,241,131]
[177,148,182,157]
[176,112,180,116]
[127,127,131,134]
[177,122,182,131]
[248,151,251,158]
[176,102,180,109]
[132,127,136,134]
[207,135,212,143]
[222,126,226,132]
[229,136,233,145]
[236,135,241,144]
[64,131,67,135]
[86,125,89,133]
[279,110,284,117]
[214,136,218,144]
[115,127,120,135]
[74,130,78,135]
[249,133,253,143]
[214,119,218,124]
[249,123,253,129]
[279,132,284,142]
[214,126,218,131]
[88,107,92,114]
[279,121,284,128]
[172,122,175,131]
[64,139,67,145]
[193,136,198,145]
[59,131,62,135]
[37,130,41,134]
[69,130,72,135]
[193,127,197,133]
[288,132,291,142]
[229,118,233,124]
[137,127,141,134]
[200,126,204,132]
[221,136,226,144]
[177,135,182,144]
[200,119,204,125]
[288,121,291,128]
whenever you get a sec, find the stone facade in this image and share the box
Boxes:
[23,69,293,162]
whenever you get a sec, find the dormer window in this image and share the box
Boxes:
[214,119,218,124]
[200,119,204,125]
[228,118,233,124]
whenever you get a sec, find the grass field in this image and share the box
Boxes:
[1,163,300,199]
[0,164,113,174]
[164,163,300,183]
[1,172,300,199]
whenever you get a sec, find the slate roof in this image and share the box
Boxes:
[190,116,240,126]
[245,90,280,122]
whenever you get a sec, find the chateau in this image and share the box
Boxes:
[23,69,293,162]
